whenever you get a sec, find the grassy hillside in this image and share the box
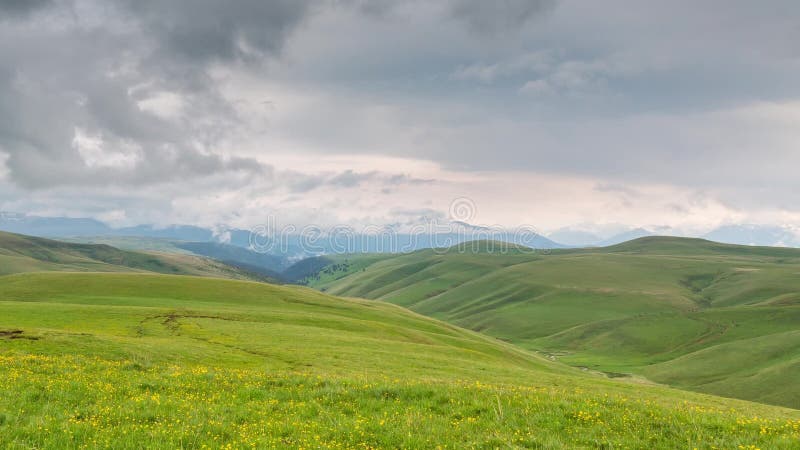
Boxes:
[174,241,287,277]
[60,236,195,254]
[0,231,269,281]
[1,272,798,448]
[304,237,800,408]
[63,235,290,277]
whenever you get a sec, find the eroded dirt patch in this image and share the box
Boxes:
[0,329,39,340]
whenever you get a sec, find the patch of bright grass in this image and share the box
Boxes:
[1,354,798,449]
[0,272,799,448]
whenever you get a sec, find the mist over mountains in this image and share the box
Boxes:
[3,212,799,254]
[549,227,657,247]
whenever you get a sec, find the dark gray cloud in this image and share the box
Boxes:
[1,0,800,228]
[0,0,52,17]
[117,0,314,63]
[0,0,566,191]
[386,174,435,186]
[257,0,800,202]
[450,0,556,34]
[328,170,373,188]
[0,0,312,189]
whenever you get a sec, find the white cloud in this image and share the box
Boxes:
[520,79,553,95]
[72,128,141,169]
[136,91,185,119]
[0,151,7,173]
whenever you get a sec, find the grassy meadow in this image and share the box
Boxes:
[305,237,800,408]
[1,272,799,448]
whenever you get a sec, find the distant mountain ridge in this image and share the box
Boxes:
[548,224,800,249]
[0,212,214,241]
[174,241,287,278]
[545,229,602,247]
[4,212,800,260]
[703,224,800,247]
[597,228,655,246]
[0,211,566,252]
[544,227,659,247]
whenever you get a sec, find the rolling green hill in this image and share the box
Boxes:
[61,235,290,277]
[59,235,196,254]
[302,237,800,408]
[0,231,269,281]
[1,271,799,448]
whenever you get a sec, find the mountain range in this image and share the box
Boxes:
[3,211,800,257]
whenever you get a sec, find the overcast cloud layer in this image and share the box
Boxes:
[1,0,799,234]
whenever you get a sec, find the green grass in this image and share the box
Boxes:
[2,272,799,448]
[0,231,266,281]
[60,236,194,254]
[306,237,800,408]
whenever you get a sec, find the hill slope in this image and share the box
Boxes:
[62,236,294,277]
[0,231,268,281]
[301,237,800,408]
[1,272,798,448]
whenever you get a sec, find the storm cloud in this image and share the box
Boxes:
[0,0,313,188]
[1,0,799,231]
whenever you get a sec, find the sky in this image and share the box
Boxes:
[1,0,799,236]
